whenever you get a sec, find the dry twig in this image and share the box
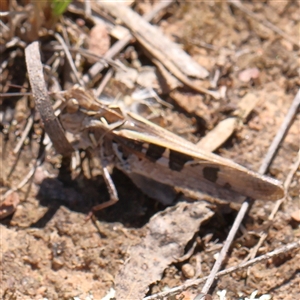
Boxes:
[95,67,114,97]
[83,0,175,83]
[25,41,74,156]
[54,33,84,86]
[2,154,44,201]
[199,200,250,297]
[13,114,34,154]
[143,240,300,300]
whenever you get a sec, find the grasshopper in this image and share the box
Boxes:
[59,86,284,211]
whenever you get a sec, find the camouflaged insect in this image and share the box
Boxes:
[59,86,285,210]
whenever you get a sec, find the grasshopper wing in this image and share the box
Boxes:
[112,112,284,201]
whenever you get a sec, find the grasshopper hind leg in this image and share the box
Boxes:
[93,164,119,210]
[86,159,119,220]
[86,134,119,219]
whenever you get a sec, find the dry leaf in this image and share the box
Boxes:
[114,201,214,299]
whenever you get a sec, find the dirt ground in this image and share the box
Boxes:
[1,1,300,300]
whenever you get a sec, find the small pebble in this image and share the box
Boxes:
[291,209,300,222]
[52,257,64,271]
[181,263,195,279]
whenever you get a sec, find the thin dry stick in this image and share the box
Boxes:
[246,150,300,262]
[54,33,84,86]
[43,44,117,68]
[13,114,34,154]
[0,49,17,74]
[200,200,251,297]
[281,150,300,197]
[199,89,300,297]
[2,154,44,201]
[143,240,300,300]
[83,0,175,83]
[25,42,74,156]
[259,89,300,174]
[0,92,32,97]
[95,67,114,97]
[227,0,298,47]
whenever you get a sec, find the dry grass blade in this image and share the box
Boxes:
[24,42,74,156]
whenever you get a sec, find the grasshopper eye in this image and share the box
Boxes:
[66,98,79,113]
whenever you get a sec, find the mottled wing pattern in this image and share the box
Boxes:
[111,112,284,201]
